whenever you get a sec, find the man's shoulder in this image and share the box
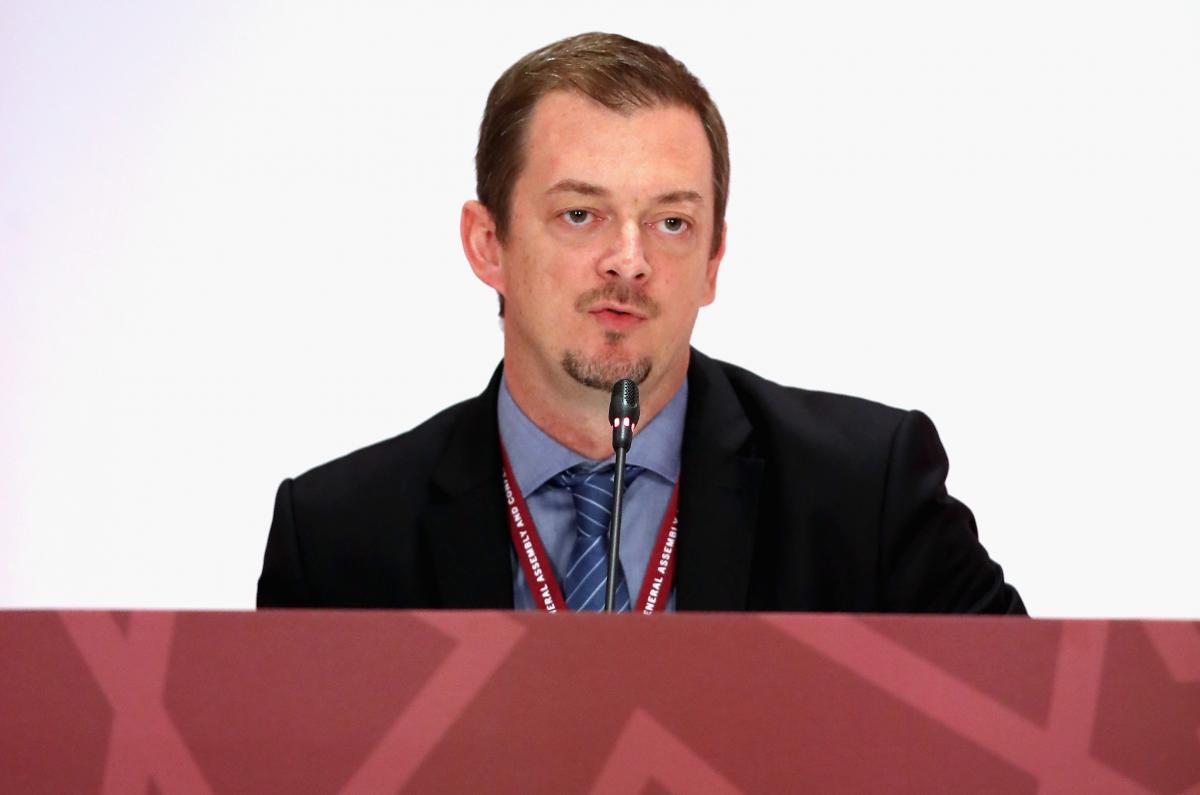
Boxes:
[287,392,487,505]
[698,352,911,449]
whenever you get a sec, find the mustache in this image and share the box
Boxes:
[574,283,660,318]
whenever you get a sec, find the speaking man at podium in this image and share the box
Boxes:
[257,32,1024,615]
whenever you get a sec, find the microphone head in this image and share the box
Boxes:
[608,378,641,424]
[609,379,640,451]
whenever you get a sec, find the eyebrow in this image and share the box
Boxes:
[546,179,704,206]
[546,179,609,197]
[654,189,703,205]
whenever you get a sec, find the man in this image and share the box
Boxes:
[257,32,1024,614]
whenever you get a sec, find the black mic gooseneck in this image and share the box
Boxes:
[605,378,640,612]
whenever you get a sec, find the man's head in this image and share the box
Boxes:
[461,32,728,408]
[477,32,729,272]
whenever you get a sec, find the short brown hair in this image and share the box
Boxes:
[476,32,730,258]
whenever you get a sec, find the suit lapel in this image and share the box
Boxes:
[421,365,515,608]
[675,350,764,610]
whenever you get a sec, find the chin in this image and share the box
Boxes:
[560,349,653,392]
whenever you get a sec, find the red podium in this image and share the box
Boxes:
[2,611,1197,793]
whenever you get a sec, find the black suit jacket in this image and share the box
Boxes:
[258,350,1024,613]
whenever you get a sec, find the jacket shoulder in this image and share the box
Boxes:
[711,357,911,455]
[288,395,479,510]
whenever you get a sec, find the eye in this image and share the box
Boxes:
[561,209,595,226]
[654,217,689,235]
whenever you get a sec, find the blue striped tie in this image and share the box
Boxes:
[555,464,644,612]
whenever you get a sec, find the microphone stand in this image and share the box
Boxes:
[605,444,629,612]
[605,379,640,613]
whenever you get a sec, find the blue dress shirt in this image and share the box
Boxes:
[498,375,686,612]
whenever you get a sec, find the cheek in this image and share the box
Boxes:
[507,250,581,313]
[654,259,708,300]
[522,240,595,291]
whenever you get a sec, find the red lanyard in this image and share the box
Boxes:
[500,444,680,614]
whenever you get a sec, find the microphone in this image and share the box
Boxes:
[604,378,640,612]
[609,377,641,451]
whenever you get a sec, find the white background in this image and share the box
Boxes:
[2,2,1197,617]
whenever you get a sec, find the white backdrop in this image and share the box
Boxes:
[2,1,1197,616]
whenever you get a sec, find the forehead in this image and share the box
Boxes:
[517,90,713,201]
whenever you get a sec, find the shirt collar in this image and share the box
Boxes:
[497,372,687,496]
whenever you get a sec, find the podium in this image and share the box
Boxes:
[2,610,1197,793]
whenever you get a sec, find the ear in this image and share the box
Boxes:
[461,200,505,294]
[700,221,727,306]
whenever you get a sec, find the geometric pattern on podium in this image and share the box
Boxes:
[0,611,1196,794]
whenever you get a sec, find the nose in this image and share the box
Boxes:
[599,219,651,282]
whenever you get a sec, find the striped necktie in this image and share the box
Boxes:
[555,463,645,612]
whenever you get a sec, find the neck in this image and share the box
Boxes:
[503,354,688,461]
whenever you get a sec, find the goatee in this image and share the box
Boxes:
[561,342,652,392]
[562,283,657,390]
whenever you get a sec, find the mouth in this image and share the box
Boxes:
[588,304,647,333]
